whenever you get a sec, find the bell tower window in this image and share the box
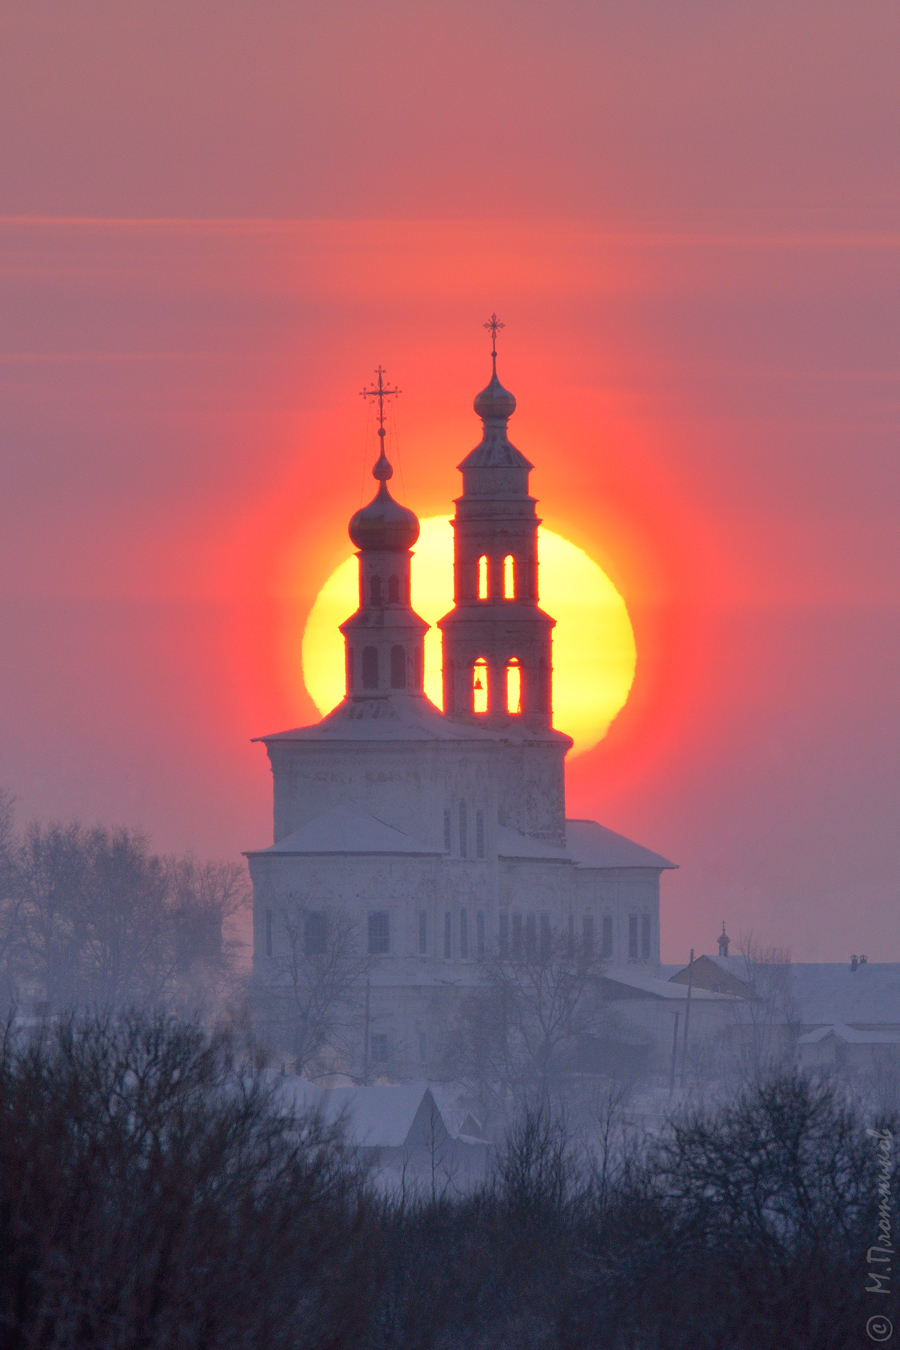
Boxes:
[477,556,488,600]
[388,575,400,604]
[503,555,515,599]
[413,646,422,690]
[390,644,406,689]
[506,659,521,714]
[473,659,488,713]
[362,646,379,689]
[369,575,382,606]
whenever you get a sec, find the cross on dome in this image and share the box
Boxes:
[483,312,505,360]
[360,366,402,480]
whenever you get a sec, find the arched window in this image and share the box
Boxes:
[388,575,400,604]
[503,555,515,599]
[369,575,382,606]
[413,646,422,690]
[472,659,488,713]
[362,646,379,689]
[477,555,488,599]
[506,659,521,714]
[390,644,406,689]
[346,647,355,693]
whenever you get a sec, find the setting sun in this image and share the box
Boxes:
[300,516,636,756]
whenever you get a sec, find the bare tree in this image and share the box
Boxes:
[446,925,609,1115]
[729,933,797,1079]
[263,902,369,1078]
[0,813,245,1016]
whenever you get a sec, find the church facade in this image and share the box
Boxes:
[248,353,674,1075]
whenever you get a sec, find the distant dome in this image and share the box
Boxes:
[349,481,420,552]
[474,366,516,421]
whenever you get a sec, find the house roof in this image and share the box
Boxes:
[668,958,900,1027]
[274,1078,479,1148]
[257,694,570,748]
[565,820,677,871]
[246,802,438,858]
[797,1023,900,1046]
[600,970,734,1001]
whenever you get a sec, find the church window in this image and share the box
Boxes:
[388,574,400,604]
[413,646,422,690]
[539,657,550,713]
[418,910,427,954]
[390,644,406,689]
[443,808,452,852]
[506,660,521,714]
[512,913,522,954]
[477,555,488,599]
[265,909,273,959]
[540,913,551,957]
[370,1032,388,1062]
[602,915,613,958]
[525,912,537,957]
[369,575,382,606]
[304,911,327,957]
[362,646,379,689]
[628,916,638,961]
[458,800,468,858]
[444,911,452,959]
[368,910,390,955]
[583,913,595,956]
[459,909,469,960]
[499,913,509,955]
[641,915,651,962]
[473,660,488,713]
[476,911,486,958]
[503,554,515,599]
[475,809,485,858]
[346,648,354,693]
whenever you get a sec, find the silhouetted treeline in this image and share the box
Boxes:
[0,791,246,1015]
[0,1014,894,1349]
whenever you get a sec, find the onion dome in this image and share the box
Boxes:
[349,443,420,552]
[473,355,516,421]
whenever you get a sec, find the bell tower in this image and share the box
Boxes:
[340,369,429,701]
[438,318,556,733]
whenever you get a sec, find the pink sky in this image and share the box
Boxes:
[1,2,899,962]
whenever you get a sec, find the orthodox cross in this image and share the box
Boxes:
[483,312,505,358]
[360,366,401,444]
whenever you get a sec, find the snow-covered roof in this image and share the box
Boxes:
[247,803,438,857]
[601,970,733,1001]
[669,958,900,1027]
[274,1078,478,1148]
[797,1023,900,1046]
[498,827,570,862]
[566,820,676,871]
[789,964,900,1026]
[257,694,570,748]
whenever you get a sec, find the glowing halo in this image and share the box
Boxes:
[299,516,636,756]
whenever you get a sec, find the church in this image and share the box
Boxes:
[248,338,675,1076]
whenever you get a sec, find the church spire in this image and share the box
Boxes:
[341,368,427,701]
[437,321,557,733]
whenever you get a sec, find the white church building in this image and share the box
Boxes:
[247,349,675,1075]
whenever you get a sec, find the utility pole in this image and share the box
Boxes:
[680,948,694,1087]
[669,1011,681,1094]
[362,977,371,1085]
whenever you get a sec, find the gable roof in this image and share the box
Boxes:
[247,802,438,858]
[274,1078,473,1148]
[797,1023,900,1046]
[600,970,734,1001]
[566,820,677,871]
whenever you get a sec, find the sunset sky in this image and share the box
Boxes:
[1,1,899,961]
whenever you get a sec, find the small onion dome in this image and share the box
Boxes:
[474,364,516,421]
[349,478,420,552]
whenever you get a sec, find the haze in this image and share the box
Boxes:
[1,0,898,962]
